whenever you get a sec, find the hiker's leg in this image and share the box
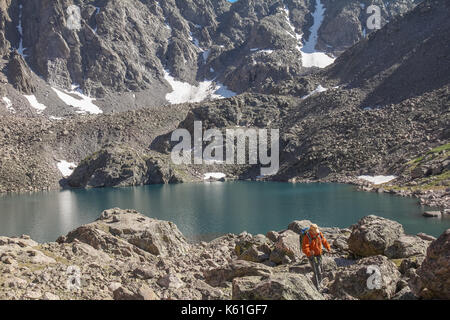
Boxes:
[317,255,323,281]
[315,257,322,286]
[309,257,320,287]
[308,257,316,273]
[315,255,322,273]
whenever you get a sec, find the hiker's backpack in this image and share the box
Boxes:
[299,228,323,248]
[300,228,312,248]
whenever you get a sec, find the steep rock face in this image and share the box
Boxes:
[319,0,421,54]
[66,146,190,188]
[23,0,181,96]
[325,0,450,106]
[0,0,420,112]
[412,229,450,299]
[0,0,11,58]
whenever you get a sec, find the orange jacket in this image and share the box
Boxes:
[302,231,331,257]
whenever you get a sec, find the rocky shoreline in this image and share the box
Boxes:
[0,208,449,300]
[336,176,449,212]
[263,174,449,212]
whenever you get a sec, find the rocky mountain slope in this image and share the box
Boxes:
[0,0,420,117]
[0,208,448,300]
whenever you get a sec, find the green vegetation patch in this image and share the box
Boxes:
[428,142,450,154]
[406,142,449,170]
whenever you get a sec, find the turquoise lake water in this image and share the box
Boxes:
[0,182,448,242]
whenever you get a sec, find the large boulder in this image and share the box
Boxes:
[203,260,272,287]
[329,255,401,300]
[392,286,418,300]
[323,227,352,254]
[61,208,190,258]
[113,283,159,300]
[238,245,270,263]
[287,220,313,234]
[235,233,271,263]
[384,235,429,259]
[269,230,301,264]
[232,273,324,300]
[348,215,404,257]
[157,273,184,290]
[399,256,426,274]
[411,229,450,299]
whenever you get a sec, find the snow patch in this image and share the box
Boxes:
[211,84,236,100]
[24,95,47,113]
[358,175,397,185]
[282,1,334,68]
[301,51,335,68]
[163,70,236,104]
[203,172,226,180]
[301,84,328,99]
[250,48,274,55]
[2,97,15,113]
[52,85,102,114]
[300,0,335,68]
[57,160,77,177]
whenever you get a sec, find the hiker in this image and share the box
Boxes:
[301,223,331,289]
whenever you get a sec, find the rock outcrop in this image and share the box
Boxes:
[329,255,401,300]
[66,146,191,188]
[384,235,429,259]
[6,51,36,94]
[411,229,450,299]
[61,208,191,258]
[347,215,404,257]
